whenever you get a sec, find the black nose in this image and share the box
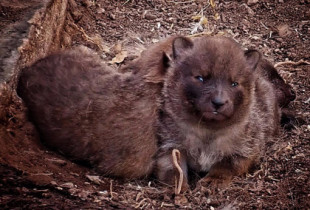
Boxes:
[212,97,226,109]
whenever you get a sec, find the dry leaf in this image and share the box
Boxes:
[90,34,104,49]
[200,16,208,26]
[111,42,122,54]
[210,0,216,8]
[192,15,202,21]
[214,13,220,20]
[108,51,128,64]
[102,44,110,54]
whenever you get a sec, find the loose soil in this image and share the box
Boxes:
[0,0,309,209]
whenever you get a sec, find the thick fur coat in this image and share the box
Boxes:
[155,36,280,188]
[17,36,281,188]
[17,46,160,179]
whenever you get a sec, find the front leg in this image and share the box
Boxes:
[156,149,189,193]
[199,155,257,188]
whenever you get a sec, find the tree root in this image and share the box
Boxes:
[275,59,310,68]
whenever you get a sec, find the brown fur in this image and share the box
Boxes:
[17,46,160,179]
[256,59,295,107]
[17,37,281,187]
[122,36,295,108]
[155,36,280,188]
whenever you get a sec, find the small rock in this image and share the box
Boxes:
[60,182,75,189]
[86,175,103,185]
[97,8,105,14]
[241,3,255,16]
[221,13,227,22]
[295,169,302,173]
[247,0,259,6]
[77,190,91,199]
[277,24,291,37]
[81,0,92,7]
[279,0,284,2]
[70,172,80,177]
[50,181,58,186]
[145,13,157,20]
[68,188,78,195]
[109,13,116,20]
[46,158,67,166]
[274,37,283,43]
[97,190,108,196]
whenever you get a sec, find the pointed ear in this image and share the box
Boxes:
[245,50,261,70]
[172,37,194,59]
[144,52,171,84]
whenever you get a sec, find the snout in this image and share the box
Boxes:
[200,92,233,121]
[211,96,228,110]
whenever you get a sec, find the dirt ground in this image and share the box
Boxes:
[0,0,309,209]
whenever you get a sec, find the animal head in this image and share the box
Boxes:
[163,36,261,129]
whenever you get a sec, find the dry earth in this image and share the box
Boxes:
[0,0,309,209]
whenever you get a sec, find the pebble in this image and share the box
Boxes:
[86,175,103,185]
[97,8,105,14]
[60,182,75,189]
[277,24,291,37]
[145,13,157,20]
[241,3,255,16]
[50,181,57,186]
[109,13,116,20]
[247,0,259,6]
[47,158,67,166]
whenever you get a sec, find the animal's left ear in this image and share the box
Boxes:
[244,50,261,70]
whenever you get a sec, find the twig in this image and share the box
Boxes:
[161,202,174,207]
[110,180,114,199]
[122,0,131,5]
[274,59,310,68]
[187,31,213,38]
[135,198,147,208]
[167,0,194,4]
[172,149,183,195]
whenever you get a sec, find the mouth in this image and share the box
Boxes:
[202,111,227,121]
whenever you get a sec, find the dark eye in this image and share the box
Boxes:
[231,82,239,87]
[196,76,204,82]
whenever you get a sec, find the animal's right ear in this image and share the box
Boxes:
[144,52,171,84]
[172,37,193,59]
[244,50,261,70]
